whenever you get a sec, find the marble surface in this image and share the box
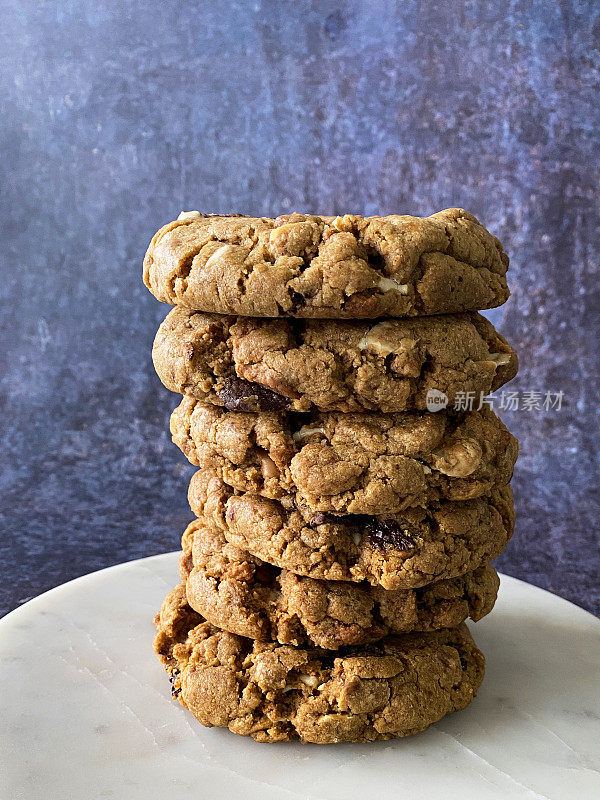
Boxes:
[0,1,599,617]
[1,553,599,799]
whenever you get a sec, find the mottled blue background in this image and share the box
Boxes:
[0,1,598,617]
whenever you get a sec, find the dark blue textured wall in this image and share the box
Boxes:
[1,0,598,616]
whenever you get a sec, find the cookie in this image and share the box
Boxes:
[144,209,509,318]
[153,308,517,413]
[186,469,514,589]
[154,584,485,743]
[180,520,499,649]
[172,399,518,514]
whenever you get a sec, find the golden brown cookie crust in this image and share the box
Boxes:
[187,469,515,590]
[144,209,509,318]
[172,399,518,514]
[153,308,517,413]
[154,584,485,743]
[180,520,499,649]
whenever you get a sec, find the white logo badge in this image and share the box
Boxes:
[426,389,448,412]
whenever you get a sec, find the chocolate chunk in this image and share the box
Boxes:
[314,653,338,670]
[310,513,417,552]
[169,668,181,698]
[289,290,306,309]
[365,518,417,552]
[309,512,332,526]
[367,247,385,269]
[218,377,290,412]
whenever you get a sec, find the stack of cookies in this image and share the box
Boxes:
[145,208,518,744]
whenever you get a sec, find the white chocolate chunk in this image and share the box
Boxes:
[331,215,354,232]
[358,321,418,356]
[293,425,328,442]
[488,352,512,366]
[205,244,239,268]
[376,276,409,294]
[299,674,319,687]
[431,439,483,478]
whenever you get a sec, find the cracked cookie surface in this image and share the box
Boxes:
[154,584,485,743]
[153,308,517,413]
[187,469,514,589]
[172,399,518,514]
[180,520,499,649]
[144,209,509,318]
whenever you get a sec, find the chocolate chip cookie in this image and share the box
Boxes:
[153,308,517,413]
[180,520,499,649]
[172,399,518,514]
[154,583,485,743]
[187,469,514,589]
[144,209,509,318]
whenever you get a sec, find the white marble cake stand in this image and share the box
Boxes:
[1,552,599,800]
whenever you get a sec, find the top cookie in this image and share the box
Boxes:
[143,209,509,318]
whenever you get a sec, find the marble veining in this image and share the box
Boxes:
[1,554,599,799]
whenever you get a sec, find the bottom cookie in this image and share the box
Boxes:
[154,584,485,744]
